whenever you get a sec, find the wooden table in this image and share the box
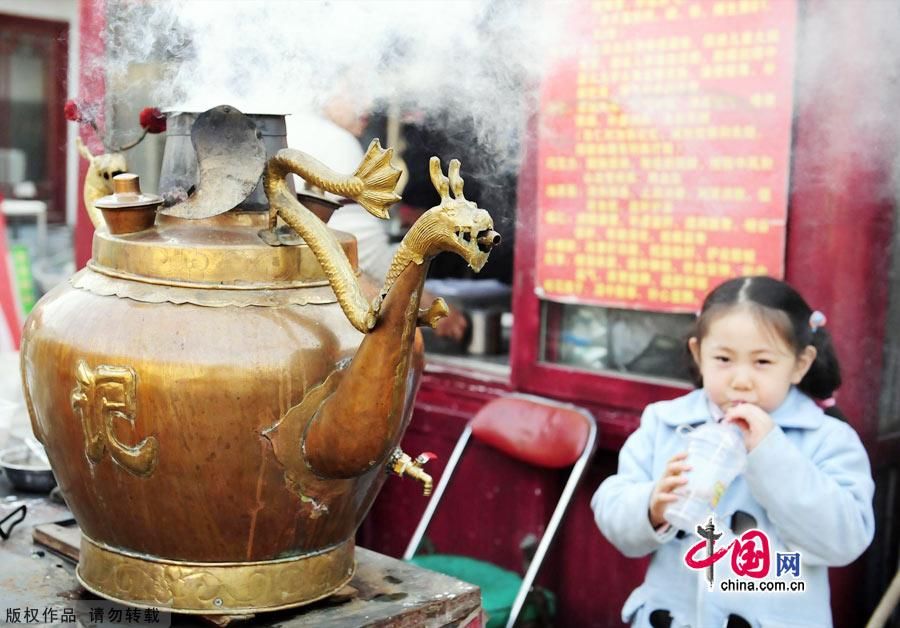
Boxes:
[0,480,481,627]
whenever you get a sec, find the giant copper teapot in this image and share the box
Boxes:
[20,106,498,614]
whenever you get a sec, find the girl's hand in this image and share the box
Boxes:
[724,403,775,452]
[649,451,691,529]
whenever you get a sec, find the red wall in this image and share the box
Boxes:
[74,0,107,269]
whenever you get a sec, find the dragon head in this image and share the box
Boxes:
[409,157,500,271]
[76,137,127,192]
[91,152,128,188]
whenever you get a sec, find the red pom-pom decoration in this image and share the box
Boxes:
[139,107,166,134]
[64,99,82,122]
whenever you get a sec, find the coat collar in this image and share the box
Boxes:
[660,387,825,430]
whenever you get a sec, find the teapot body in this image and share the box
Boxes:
[20,213,424,612]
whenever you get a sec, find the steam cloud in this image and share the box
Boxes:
[101,0,567,179]
[95,0,900,200]
[793,0,900,199]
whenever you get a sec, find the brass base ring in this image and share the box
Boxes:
[76,534,356,615]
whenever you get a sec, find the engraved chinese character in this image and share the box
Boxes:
[71,362,158,477]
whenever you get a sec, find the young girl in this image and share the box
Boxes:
[592,276,874,628]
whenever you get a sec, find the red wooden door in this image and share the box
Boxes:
[0,14,68,223]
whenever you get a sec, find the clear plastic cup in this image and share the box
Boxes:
[664,421,747,531]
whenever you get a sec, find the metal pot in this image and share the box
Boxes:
[22,105,498,615]
[0,446,56,493]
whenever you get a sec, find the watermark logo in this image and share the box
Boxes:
[776,551,801,577]
[682,517,806,593]
[3,601,171,626]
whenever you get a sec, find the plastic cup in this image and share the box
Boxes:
[664,421,746,531]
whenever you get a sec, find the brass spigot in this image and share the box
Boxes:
[387,448,436,496]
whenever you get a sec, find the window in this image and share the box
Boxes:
[541,302,694,383]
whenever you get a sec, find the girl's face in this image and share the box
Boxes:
[689,306,817,414]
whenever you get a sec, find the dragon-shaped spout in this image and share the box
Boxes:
[263,142,498,484]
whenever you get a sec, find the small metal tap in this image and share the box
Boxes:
[387,448,436,496]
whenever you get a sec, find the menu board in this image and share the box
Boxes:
[536,0,797,312]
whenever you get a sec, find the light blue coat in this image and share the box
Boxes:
[592,388,874,628]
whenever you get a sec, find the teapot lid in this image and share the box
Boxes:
[94,174,162,210]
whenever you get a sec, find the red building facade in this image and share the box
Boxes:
[364,2,899,626]
[72,1,899,625]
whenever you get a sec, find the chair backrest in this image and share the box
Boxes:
[470,394,593,468]
[403,393,597,628]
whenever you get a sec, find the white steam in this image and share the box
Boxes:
[102,0,567,177]
[793,0,900,199]
[96,1,900,202]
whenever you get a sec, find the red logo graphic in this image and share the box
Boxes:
[684,518,771,586]
[730,530,770,578]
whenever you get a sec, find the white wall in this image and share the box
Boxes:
[0,0,80,225]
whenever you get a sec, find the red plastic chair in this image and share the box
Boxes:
[403,393,598,628]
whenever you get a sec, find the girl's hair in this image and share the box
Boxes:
[688,275,845,419]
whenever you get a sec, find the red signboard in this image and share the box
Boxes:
[536,0,797,312]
